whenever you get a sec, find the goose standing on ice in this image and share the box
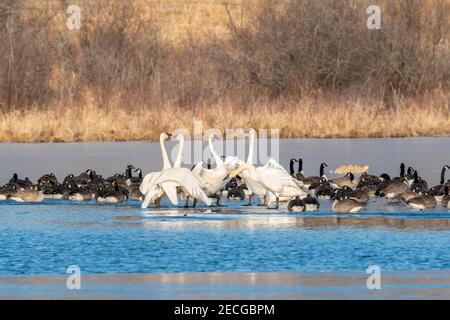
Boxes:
[9,185,44,202]
[428,165,450,202]
[300,163,328,190]
[407,191,437,210]
[332,195,363,213]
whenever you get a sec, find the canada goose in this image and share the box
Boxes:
[63,174,76,186]
[361,184,379,198]
[0,184,14,200]
[410,171,428,193]
[37,173,58,186]
[75,169,95,185]
[349,188,370,204]
[332,196,363,213]
[129,168,143,185]
[407,192,437,210]
[300,163,328,189]
[287,196,305,212]
[225,177,239,191]
[41,183,65,199]
[61,182,78,200]
[227,186,246,201]
[295,158,305,180]
[125,164,135,179]
[428,165,450,201]
[9,185,44,202]
[289,158,297,176]
[129,185,144,201]
[392,163,406,182]
[303,194,320,211]
[95,181,128,203]
[314,178,334,200]
[377,180,408,201]
[400,190,422,203]
[331,186,353,200]
[68,186,92,201]
[405,167,416,186]
[9,174,34,189]
[329,172,356,189]
[442,186,450,208]
[357,172,381,188]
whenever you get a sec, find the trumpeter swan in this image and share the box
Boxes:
[229,160,307,209]
[141,134,211,208]
[236,129,269,205]
[139,132,172,196]
[191,134,238,205]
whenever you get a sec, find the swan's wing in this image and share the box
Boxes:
[264,158,288,173]
[141,184,160,208]
[262,167,304,196]
[140,171,158,194]
[160,181,179,205]
[157,168,211,205]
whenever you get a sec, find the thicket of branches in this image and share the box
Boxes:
[0,0,448,111]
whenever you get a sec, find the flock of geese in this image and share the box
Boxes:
[0,129,449,213]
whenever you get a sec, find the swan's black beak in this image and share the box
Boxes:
[166,132,172,137]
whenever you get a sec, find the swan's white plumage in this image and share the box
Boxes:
[191,134,235,196]
[141,134,211,208]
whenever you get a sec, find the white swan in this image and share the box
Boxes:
[230,129,306,207]
[229,161,307,208]
[140,132,185,208]
[191,134,238,205]
[237,129,270,205]
[139,132,172,196]
[141,134,211,208]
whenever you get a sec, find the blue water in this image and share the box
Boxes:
[1,199,449,275]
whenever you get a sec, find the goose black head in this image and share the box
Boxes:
[380,173,390,181]
[12,173,18,181]
[289,158,297,175]
[400,163,405,177]
[346,172,355,180]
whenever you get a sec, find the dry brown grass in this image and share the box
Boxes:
[0,0,449,142]
[0,90,448,142]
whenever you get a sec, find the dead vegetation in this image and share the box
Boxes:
[0,0,448,142]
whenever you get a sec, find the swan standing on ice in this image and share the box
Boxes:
[141,133,211,209]
[230,129,307,208]
[139,132,173,208]
[237,129,270,206]
[191,134,238,206]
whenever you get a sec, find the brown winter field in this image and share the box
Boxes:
[0,0,449,142]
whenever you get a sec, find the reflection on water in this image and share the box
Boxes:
[1,197,450,276]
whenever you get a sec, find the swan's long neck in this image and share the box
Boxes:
[247,131,256,164]
[208,136,223,166]
[160,134,172,170]
[173,135,185,168]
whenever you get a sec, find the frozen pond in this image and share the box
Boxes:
[0,138,449,299]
